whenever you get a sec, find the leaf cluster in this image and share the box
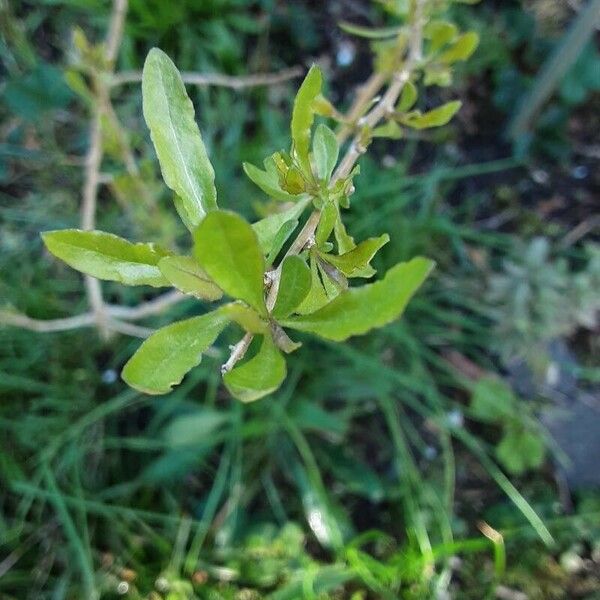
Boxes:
[43,48,435,401]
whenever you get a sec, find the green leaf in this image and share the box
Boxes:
[252,198,310,256]
[142,48,217,231]
[315,202,338,248]
[372,121,403,139]
[334,217,356,254]
[496,426,545,475]
[243,160,299,202]
[295,256,331,315]
[164,409,230,447]
[291,65,322,177]
[265,220,299,266]
[424,64,453,87]
[122,311,229,394]
[194,210,266,315]
[158,255,222,300]
[321,234,389,278]
[402,101,462,129]
[318,259,347,296]
[424,20,458,52]
[439,32,480,64]
[312,124,339,181]
[220,302,268,334]
[338,21,404,39]
[397,80,418,112]
[282,257,434,341]
[272,256,312,319]
[42,229,170,287]
[223,335,287,402]
[470,377,516,423]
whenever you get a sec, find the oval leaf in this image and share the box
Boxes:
[194,210,267,315]
[272,256,312,319]
[143,48,217,231]
[282,257,435,341]
[42,229,170,287]
[312,124,339,181]
[223,335,287,402]
[122,311,229,394]
[158,255,222,300]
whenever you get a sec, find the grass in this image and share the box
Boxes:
[0,155,561,597]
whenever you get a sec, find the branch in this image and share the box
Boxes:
[110,66,304,89]
[104,0,128,65]
[0,291,188,336]
[0,311,97,332]
[80,0,129,339]
[221,333,253,374]
[105,290,185,320]
[0,310,148,338]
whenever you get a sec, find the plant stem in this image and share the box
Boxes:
[80,0,128,339]
[111,65,303,88]
[221,332,254,374]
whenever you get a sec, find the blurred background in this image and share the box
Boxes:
[0,0,599,598]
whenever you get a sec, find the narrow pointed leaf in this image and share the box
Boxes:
[265,220,299,266]
[194,210,266,315]
[291,65,322,177]
[321,233,389,278]
[282,257,435,341]
[296,255,331,315]
[339,21,404,39]
[158,255,222,300]
[142,48,217,231]
[42,229,170,287]
[272,256,312,319]
[402,101,462,129]
[315,202,338,248]
[122,311,229,394]
[243,161,299,202]
[223,335,287,402]
[334,217,356,254]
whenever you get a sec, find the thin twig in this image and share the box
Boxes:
[221,333,253,374]
[110,66,304,89]
[0,291,187,335]
[0,311,97,332]
[104,0,128,65]
[80,0,129,339]
[106,290,185,319]
[0,311,150,338]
